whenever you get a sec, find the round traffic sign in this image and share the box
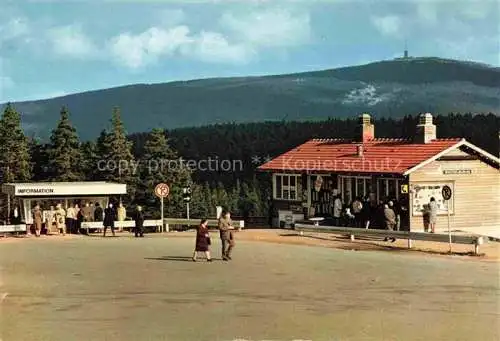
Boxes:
[154,183,170,198]
[442,185,452,201]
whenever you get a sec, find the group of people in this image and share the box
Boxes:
[330,194,439,237]
[26,201,146,238]
[191,210,236,262]
[331,195,407,232]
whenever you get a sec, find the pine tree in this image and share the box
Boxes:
[80,141,98,180]
[190,183,209,218]
[28,137,50,181]
[229,179,241,215]
[96,107,137,202]
[46,106,83,181]
[202,182,214,216]
[0,103,32,182]
[138,128,192,217]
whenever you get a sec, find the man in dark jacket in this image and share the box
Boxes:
[133,205,145,237]
[103,203,116,237]
[94,203,103,222]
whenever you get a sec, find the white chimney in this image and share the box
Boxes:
[415,113,436,143]
[357,113,374,142]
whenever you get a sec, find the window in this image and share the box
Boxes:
[274,174,302,200]
[338,176,371,204]
[377,178,403,202]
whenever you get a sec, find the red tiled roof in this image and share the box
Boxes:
[258,138,463,174]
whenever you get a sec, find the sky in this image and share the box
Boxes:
[0,0,498,102]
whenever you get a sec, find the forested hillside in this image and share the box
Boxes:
[1,102,498,223]
[3,57,499,140]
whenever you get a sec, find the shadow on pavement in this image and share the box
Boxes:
[279,232,481,257]
[145,256,223,262]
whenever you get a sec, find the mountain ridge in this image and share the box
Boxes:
[3,57,499,140]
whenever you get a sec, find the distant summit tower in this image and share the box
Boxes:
[404,40,408,58]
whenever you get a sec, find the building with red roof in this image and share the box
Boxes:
[258,113,499,234]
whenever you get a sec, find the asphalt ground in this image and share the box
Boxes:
[0,233,498,341]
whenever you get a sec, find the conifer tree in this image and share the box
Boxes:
[46,106,83,181]
[202,182,214,216]
[0,103,32,182]
[96,107,137,202]
[80,141,98,180]
[138,128,192,217]
[28,136,49,181]
[229,179,241,215]
[189,183,209,218]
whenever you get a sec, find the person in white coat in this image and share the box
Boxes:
[333,195,343,226]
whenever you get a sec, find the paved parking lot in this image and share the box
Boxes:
[1,234,498,341]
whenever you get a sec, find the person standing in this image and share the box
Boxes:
[45,206,56,234]
[66,204,76,234]
[33,204,42,237]
[218,210,235,261]
[117,202,126,232]
[55,203,66,236]
[133,205,145,238]
[333,195,342,226]
[82,202,92,222]
[351,197,363,228]
[94,203,103,222]
[192,219,212,262]
[103,203,116,237]
[429,197,438,233]
[383,203,396,242]
[73,204,81,234]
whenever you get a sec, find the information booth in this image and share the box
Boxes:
[1,182,127,232]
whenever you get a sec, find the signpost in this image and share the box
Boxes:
[183,186,191,220]
[442,185,452,253]
[155,183,170,232]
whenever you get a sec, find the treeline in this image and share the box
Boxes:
[1,102,498,222]
[130,112,500,185]
[0,104,270,221]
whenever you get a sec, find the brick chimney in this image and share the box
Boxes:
[415,113,436,143]
[357,144,364,157]
[357,113,374,142]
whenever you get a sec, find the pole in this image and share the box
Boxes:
[160,196,164,233]
[447,199,451,253]
[187,202,190,220]
[7,194,11,224]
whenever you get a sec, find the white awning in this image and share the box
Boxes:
[1,181,127,197]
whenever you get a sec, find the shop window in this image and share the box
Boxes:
[338,176,371,204]
[274,174,301,201]
[377,178,402,202]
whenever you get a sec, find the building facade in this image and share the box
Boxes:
[258,113,500,233]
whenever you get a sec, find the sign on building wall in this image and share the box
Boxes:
[411,182,454,216]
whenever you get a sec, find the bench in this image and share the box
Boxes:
[0,224,27,236]
[81,220,163,234]
[294,223,485,255]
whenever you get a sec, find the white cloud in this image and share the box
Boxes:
[219,8,311,47]
[47,25,99,59]
[110,26,193,69]
[109,7,311,69]
[371,15,402,38]
[0,17,30,42]
[188,31,254,64]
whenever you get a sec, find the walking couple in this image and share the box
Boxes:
[191,210,235,262]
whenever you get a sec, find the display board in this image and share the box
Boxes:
[411,182,454,216]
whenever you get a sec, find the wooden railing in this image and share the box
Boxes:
[294,223,486,255]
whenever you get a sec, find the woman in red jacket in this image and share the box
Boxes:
[192,219,212,262]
